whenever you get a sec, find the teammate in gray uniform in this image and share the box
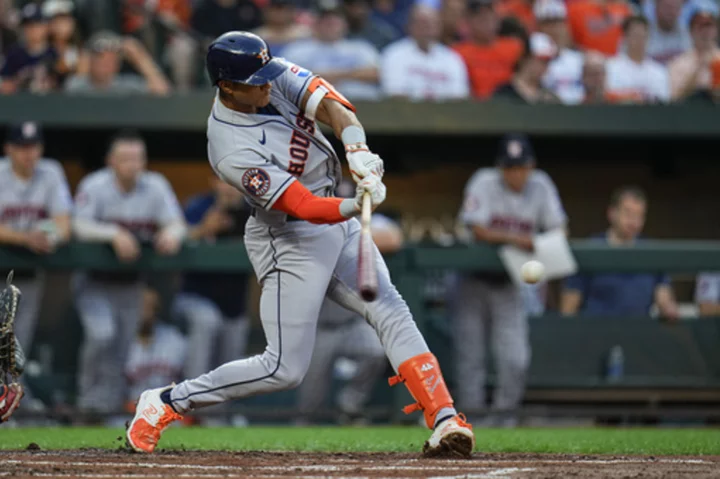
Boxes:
[0,122,72,398]
[456,133,566,426]
[72,130,187,414]
[297,180,403,424]
[127,32,474,458]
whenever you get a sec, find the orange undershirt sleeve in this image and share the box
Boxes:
[272,181,347,224]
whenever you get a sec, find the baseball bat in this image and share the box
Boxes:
[358,191,378,302]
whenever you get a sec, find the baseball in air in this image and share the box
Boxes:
[521,260,545,284]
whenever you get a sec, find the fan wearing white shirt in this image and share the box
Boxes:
[535,0,585,104]
[379,5,469,100]
[606,15,671,103]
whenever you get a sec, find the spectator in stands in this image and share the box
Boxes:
[561,186,679,320]
[372,0,413,40]
[65,31,171,95]
[567,0,632,55]
[0,3,56,94]
[695,273,720,316]
[684,57,720,103]
[493,32,560,103]
[253,0,311,56]
[297,180,398,425]
[283,0,380,100]
[192,0,262,47]
[126,288,187,409]
[646,0,692,65]
[605,15,670,103]
[497,0,535,34]
[536,0,584,104]
[173,178,252,402]
[380,5,469,100]
[581,51,613,103]
[668,2,720,101]
[439,0,469,44]
[344,0,398,51]
[43,0,88,90]
[453,0,524,99]
[0,0,18,60]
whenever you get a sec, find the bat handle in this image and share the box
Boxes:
[361,191,372,227]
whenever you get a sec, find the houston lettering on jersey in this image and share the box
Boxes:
[489,215,533,234]
[287,113,317,177]
[0,205,48,223]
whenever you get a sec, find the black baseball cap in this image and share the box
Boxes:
[6,122,44,145]
[496,133,534,167]
[20,3,45,25]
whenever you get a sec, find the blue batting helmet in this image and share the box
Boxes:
[206,31,287,87]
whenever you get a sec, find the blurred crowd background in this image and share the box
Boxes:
[1,0,720,103]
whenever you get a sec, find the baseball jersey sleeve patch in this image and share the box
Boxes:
[242,168,271,197]
[290,64,310,78]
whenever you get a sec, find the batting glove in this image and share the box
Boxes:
[355,174,387,209]
[346,145,384,183]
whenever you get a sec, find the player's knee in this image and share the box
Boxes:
[499,350,531,376]
[274,362,308,389]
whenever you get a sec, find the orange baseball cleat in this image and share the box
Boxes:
[126,385,182,453]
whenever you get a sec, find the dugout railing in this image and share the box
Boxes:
[3,240,720,423]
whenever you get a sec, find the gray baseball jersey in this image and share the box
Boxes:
[0,158,71,355]
[74,168,184,241]
[0,158,72,231]
[208,60,341,224]
[454,167,566,417]
[168,62,432,417]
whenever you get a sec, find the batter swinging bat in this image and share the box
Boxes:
[358,191,378,301]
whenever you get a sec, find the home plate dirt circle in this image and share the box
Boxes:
[1,450,718,478]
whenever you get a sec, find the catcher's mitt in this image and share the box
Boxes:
[0,271,25,422]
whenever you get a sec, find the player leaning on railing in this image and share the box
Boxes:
[125,31,475,458]
[0,272,26,423]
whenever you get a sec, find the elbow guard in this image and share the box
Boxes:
[304,77,356,121]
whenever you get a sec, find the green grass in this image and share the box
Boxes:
[1,427,719,455]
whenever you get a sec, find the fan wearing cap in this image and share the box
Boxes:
[282,0,380,100]
[457,133,566,427]
[43,0,89,89]
[453,0,524,99]
[567,0,632,55]
[343,0,398,50]
[0,3,58,94]
[668,1,720,101]
[380,4,469,100]
[0,121,72,394]
[253,0,312,56]
[535,0,584,104]
[65,31,171,95]
[493,32,560,103]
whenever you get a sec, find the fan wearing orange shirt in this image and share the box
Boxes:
[567,0,632,55]
[454,0,525,99]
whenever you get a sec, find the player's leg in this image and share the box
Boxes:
[449,276,490,420]
[75,279,117,412]
[127,222,344,452]
[335,319,386,420]
[327,219,474,456]
[172,293,224,379]
[488,284,530,427]
[114,283,144,414]
[296,325,341,423]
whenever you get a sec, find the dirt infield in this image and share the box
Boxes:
[1,449,718,478]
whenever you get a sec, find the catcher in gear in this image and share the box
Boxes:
[0,271,26,422]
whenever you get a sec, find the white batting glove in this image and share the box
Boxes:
[355,174,387,209]
[346,145,384,183]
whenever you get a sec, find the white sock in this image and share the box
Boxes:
[434,407,457,428]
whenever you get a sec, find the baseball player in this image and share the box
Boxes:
[297,181,402,424]
[0,121,72,400]
[455,133,567,427]
[72,130,187,415]
[126,31,474,458]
